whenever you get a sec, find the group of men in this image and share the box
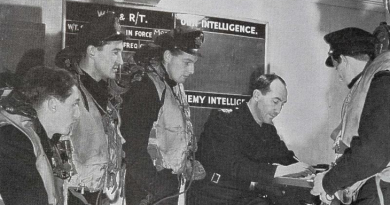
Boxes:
[0,11,389,205]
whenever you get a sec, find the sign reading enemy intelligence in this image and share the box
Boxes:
[186,91,250,109]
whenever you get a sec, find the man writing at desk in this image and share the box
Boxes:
[188,73,314,205]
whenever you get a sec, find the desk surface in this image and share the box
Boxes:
[273,176,314,188]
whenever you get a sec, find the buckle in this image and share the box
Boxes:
[211,173,221,184]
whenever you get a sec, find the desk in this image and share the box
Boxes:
[274,176,314,188]
[269,177,320,204]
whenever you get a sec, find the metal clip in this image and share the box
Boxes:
[211,173,221,184]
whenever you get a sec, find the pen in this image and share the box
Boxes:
[293,156,300,162]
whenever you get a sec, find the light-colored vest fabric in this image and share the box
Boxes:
[147,64,192,175]
[0,110,59,205]
[338,52,390,147]
[66,83,124,194]
[332,51,390,204]
[66,84,109,192]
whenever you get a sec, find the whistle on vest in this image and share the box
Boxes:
[108,80,127,110]
[103,113,123,166]
[107,171,117,191]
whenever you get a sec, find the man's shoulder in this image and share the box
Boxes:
[0,124,23,139]
[0,123,32,153]
[206,107,243,127]
[124,71,156,94]
[364,70,390,103]
[121,70,161,107]
[371,70,390,90]
[373,70,390,79]
[210,107,238,118]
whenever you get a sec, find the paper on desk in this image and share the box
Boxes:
[274,162,313,178]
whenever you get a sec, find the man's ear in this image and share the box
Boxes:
[252,89,262,101]
[47,97,58,113]
[87,45,96,58]
[163,50,172,63]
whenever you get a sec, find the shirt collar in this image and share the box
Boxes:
[79,71,108,112]
[160,63,177,88]
[348,72,362,89]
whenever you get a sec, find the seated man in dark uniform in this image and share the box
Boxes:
[188,73,314,205]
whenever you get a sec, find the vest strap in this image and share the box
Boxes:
[376,166,390,205]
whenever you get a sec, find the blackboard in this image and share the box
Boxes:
[64,0,267,136]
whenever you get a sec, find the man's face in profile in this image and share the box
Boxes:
[93,41,124,80]
[254,79,287,124]
[165,50,198,84]
[52,86,81,135]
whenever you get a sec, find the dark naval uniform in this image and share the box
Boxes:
[189,103,299,205]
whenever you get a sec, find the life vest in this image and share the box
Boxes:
[0,110,60,205]
[332,51,390,205]
[147,64,194,175]
[66,82,125,195]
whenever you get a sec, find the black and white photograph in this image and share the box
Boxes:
[0,0,390,204]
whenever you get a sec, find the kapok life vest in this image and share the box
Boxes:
[146,64,195,175]
[65,82,125,193]
[332,51,390,205]
[0,110,60,205]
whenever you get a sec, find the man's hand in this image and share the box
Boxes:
[274,162,315,178]
[310,171,333,204]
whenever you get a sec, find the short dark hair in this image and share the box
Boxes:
[250,73,286,96]
[17,66,77,109]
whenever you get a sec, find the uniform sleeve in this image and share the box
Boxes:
[120,76,173,194]
[0,125,49,204]
[323,72,390,195]
[254,124,298,166]
[203,112,277,184]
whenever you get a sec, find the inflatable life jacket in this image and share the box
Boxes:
[0,110,61,205]
[146,63,205,181]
